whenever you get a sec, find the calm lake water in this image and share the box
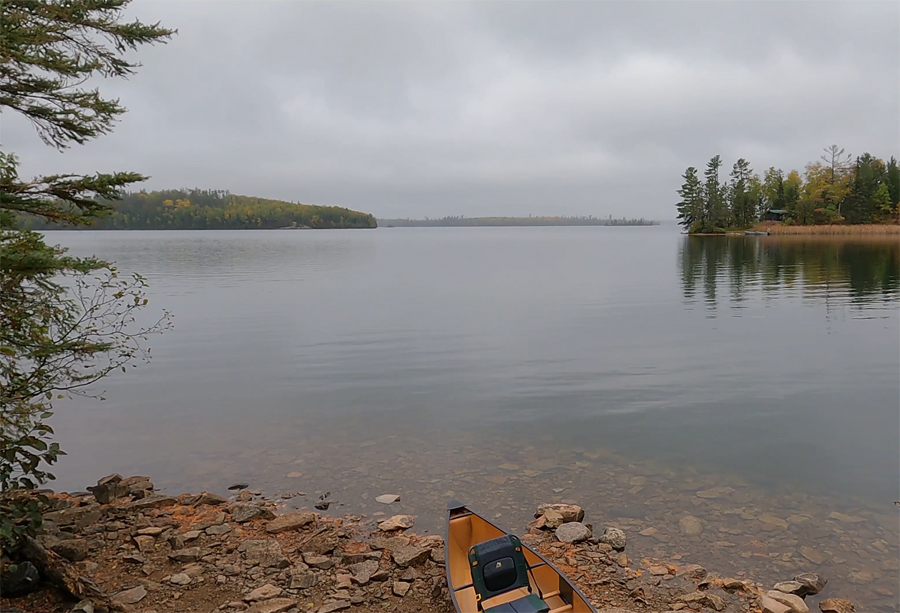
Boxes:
[47,227,899,609]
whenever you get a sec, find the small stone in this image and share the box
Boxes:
[679,515,703,536]
[555,522,592,544]
[247,598,297,613]
[134,535,156,553]
[137,526,164,537]
[765,590,809,613]
[231,504,276,523]
[289,568,318,589]
[535,503,584,523]
[597,527,626,550]
[0,560,40,597]
[696,486,734,499]
[228,483,249,490]
[818,598,855,613]
[287,471,302,478]
[828,512,865,523]
[316,602,350,613]
[168,573,191,586]
[377,514,415,532]
[799,546,825,565]
[759,515,790,530]
[265,512,316,533]
[392,546,430,567]
[169,547,201,563]
[113,585,147,605]
[760,594,792,613]
[245,583,283,601]
[774,581,805,595]
[393,581,411,597]
[182,530,202,542]
[675,564,707,581]
[122,494,177,511]
[206,524,232,536]
[793,572,827,596]
[370,569,391,582]
[375,494,400,504]
[50,539,90,562]
[680,591,725,612]
[195,491,228,506]
[71,599,95,613]
[349,560,380,585]
[649,565,669,576]
[303,553,334,569]
[616,552,628,567]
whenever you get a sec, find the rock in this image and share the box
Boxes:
[597,527,626,550]
[375,494,400,504]
[245,583,283,601]
[168,573,191,586]
[240,540,289,569]
[828,512,865,523]
[247,598,297,613]
[134,535,156,553]
[349,560,380,585]
[649,565,670,576]
[370,535,410,550]
[70,599,95,613]
[182,530,202,542]
[303,553,334,570]
[531,508,565,529]
[678,515,703,536]
[168,547,201,563]
[555,522,592,544]
[773,581,805,595]
[178,493,201,505]
[371,569,391,582]
[793,572,827,596]
[231,503,276,523]
[535,503,584,523]
[765,590,809,613]
[289,566,318,589]
[846,570,875,584]
[113,585,147,605]
[799,546,825,565]
[393,546,430,567]
[393,581,411,597]
[675,564,707,581]
[206,524,232,536]
[136,526,164,537]
[90,481,129,504]
[316,602,350,613]
[265,512,316,533]
[195,491,228,506]
[228,483,249,490]
[680,591,726,612]
[377,514,415,532]
[695,486,734,499]
[759,515,790,530]
[0,561,41,597]
[760,594,793,613]
[615,552,628,567]
[50,539,90,562]
[818,599,854,613]
[122,495,177,511]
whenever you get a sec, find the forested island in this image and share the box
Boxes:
[19,189,377,230]
[379,215,658,227]
[676,146,900,233]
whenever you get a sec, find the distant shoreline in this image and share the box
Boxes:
[378,216,659,228]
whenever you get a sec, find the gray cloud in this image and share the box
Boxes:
[2,0,898,219]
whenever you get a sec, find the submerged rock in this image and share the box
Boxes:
[818,598,855,613]
[678,515,703,536]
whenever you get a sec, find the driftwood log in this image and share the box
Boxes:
[20,536,110,609]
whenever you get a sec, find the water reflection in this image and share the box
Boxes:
[680,236,900,312]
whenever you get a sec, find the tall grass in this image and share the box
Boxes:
[753,223,899,235]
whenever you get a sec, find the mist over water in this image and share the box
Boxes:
[44,227,898,609]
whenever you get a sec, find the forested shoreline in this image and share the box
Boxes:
[676,146,900,233]
[19,189,377,230]
[379,215,658,227]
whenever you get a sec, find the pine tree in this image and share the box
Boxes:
[676,167,703,230]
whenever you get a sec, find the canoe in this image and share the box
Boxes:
[445,500,597,613]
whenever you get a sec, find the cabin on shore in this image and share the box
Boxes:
[765,209,789,222]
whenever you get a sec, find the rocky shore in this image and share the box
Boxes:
[1,475,860,613]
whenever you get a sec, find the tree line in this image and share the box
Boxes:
[19,189,377,230]
[380,215,658,227]
[676,146,900,233]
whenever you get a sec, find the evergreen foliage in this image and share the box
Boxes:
[676,146,900,232]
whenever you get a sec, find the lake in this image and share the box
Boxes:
[46,226,899,610]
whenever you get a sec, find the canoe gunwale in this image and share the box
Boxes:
[444,502,597,613]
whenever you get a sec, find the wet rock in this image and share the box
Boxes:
[393,581,411,597]
[375,494,400,504]
[265,512,316,533]
[240,540,289,569]
[818,599,854,613]
[760,594,792,613]
[695,486,734,499]
[228,483,249,491]
[773,581,804,595]
[195,491,228,506]
[113,585,147,605]
[535,503,584,523]
[377,514,415,532]
[51,538,90,562]
[245,583,283,601]
[0,561,40,597]
[828,512,865,523]
[316,602,350,613]
[799,546,825,565]
[555,522,592,544]
[597,527,626,551]
[392,546,430,567]
[846,570,875,584]
[248,598,297,613]
[231,503,276,523]
[349,560,380,585]
[793,572,827,596]
[678,515,703,536]
[123,495,177,511]
[765,590,809,613]
[168,573,191,586]
[759,514,789,530]
[168,547,201,563]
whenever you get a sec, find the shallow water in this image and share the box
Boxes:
[45,227,899,609]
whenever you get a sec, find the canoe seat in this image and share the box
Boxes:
[485,593,550,613]
[468,535,549,613]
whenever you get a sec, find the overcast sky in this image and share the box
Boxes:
[3,1,899,219]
